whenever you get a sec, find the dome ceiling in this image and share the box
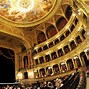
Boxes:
[0,0,61,27]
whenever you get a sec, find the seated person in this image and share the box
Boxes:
[55,78,63,89]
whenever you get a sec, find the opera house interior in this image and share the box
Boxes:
[0,0,89,89]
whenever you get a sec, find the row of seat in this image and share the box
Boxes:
[59,72,80,89]
[76,72,86,89]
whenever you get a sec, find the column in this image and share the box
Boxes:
[65,61,68,71]
[68,43,71,52]
[38,70,41,78]
[84,50,89,61]
[55,51,58,58]
[49,54,52,60]
[62,48,65,55]
[27,51,32,68]
[34,59,37,66]
[79,34,84,42]
[74,39,77,47]
[51,66,54,75]
[44,68,46,77]
[46,67,49,76]
[78,55,85,66]
[19,55,24,69]
[72,58,76,69]
[38,58,40,64]
[15,54,19,81]
[21,56,24,69]
[43,56,46,63]
[58,64,62,73]
[35,70,39,78]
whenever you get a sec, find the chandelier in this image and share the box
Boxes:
[9,0,34,13]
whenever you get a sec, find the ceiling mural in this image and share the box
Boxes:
[0,0,54,23]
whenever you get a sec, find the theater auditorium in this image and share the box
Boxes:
[0,0,88,89]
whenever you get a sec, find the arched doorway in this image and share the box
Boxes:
[74,56,81,68]
[80,52,89,67]
[0,47,15,83]
[37,31,46,44]
[56,17,67,31]
[67,59,74,70]
[65,5,72,20]
[24,72,28,79]
[46,25,57,39]
[39,68,46,77]
[46,67,52,76]
[53,64,59,74]
[60,62,67,73]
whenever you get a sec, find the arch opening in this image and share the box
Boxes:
[0,47,15,83]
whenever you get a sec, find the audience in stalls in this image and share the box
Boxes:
[0,71,82,89]
[55,78,63,89]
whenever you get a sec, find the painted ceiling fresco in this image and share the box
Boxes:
[0,0,54,23]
